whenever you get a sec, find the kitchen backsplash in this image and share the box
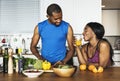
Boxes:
[0,33,120,54]
[0,33,41,54]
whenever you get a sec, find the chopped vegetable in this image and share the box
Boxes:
[57,65,73,69]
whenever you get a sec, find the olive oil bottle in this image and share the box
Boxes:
[18,48,23,73]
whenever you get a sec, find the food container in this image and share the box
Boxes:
[22,69,44,78]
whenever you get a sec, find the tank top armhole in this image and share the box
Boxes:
[37,23,42,36]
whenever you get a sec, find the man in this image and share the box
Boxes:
[30,4,74,65]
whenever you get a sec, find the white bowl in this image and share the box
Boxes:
[22,69,44,78]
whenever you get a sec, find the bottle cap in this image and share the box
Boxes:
[18,48,22,54]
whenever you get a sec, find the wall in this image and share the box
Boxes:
[39,0,101,34]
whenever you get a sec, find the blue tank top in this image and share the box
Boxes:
[38,20,69,64]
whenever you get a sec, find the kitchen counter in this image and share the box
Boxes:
[0,67,120,81]
[113,50,120,67]
[114,50,120,53]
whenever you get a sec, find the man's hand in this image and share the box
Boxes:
[53,61,65,67]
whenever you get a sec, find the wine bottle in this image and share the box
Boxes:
[3,48,8,73]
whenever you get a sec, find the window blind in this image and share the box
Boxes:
[0,0,40,33]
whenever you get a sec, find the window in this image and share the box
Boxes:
[0,0,40,33]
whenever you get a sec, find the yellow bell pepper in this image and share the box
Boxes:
[42,60,51,70]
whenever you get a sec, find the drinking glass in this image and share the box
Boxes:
[74,35,82,46]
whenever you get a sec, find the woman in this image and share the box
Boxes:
[75,22,114,68]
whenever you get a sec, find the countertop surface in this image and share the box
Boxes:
[0,67,120,81]
[114,50,120,53]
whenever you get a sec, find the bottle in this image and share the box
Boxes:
[3,48,8,73]
[15,47,19,73]
[8,48,13,74]
[18,48,23,73]
[0,46,2,54]
[15,59,18,73]
[15,47,18,54]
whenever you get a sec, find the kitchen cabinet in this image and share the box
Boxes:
[102,10,120,36]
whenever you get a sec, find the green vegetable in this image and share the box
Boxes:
[22,58,36,70]
[61,65,70,69]
[58,65,73,69]
[33,59,43,70]
[13,57,43,70]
